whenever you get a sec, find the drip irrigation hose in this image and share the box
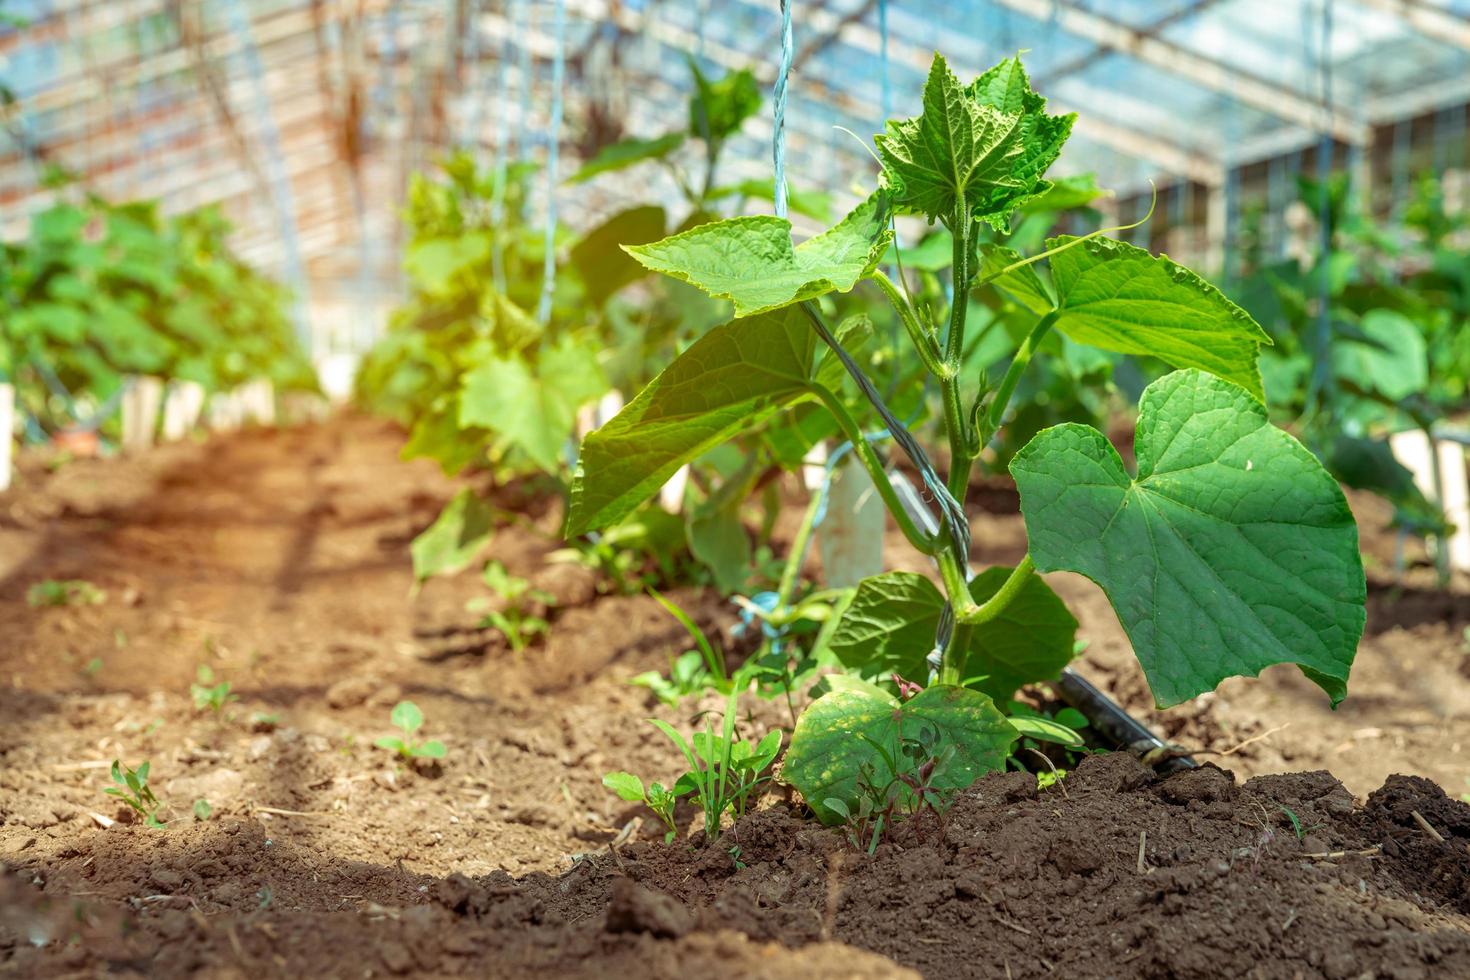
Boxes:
[1056,668,1197,776]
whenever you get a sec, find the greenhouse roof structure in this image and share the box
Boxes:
[3,0,1469,301]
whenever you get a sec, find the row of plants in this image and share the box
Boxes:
[358,51,1383,850]
[574,53,1370,840]
[0,183,315,440]
[1229,171,1470,577]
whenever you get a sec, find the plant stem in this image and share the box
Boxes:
[777,486,824,608]
[985,311,1059,438]
[956,554,1035,625]
[871,270,947,378]
[942,202,974,504]
[806,383,940,555]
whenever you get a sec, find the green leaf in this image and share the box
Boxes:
[602,771,647,803]
[686,498,751,594]
[373,736,406,753]
[568,133,686,184]
[886,230,954,272]
[458,338,606,472]
[390,700,424,735]
[570,206,667,306]
[1046,235,1271,401]
[783,685,1017,825]
[193,799,213,821]
[826,568,1077,703]
[707,179,834,223]
[410,488,495,582]
[416,740,447,759]
[567,307,821,534]
[1010,369,1365,707]
[623,194,892,318]
[1332,308,1426,401]
[876,54,1072,228]
[1008,716,1083,747]
[688,63,761,141]
[979,244,1054,314]
[1021,173,1111,213]
[405,233,491,295]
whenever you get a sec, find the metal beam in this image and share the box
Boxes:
[1354,0,1470,52]
[774,0,1225,184]
[988,0,1367,145]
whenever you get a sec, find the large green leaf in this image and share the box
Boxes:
[1010,369,1365,707]
[1046,235,1270,401]
[979,244,1054,314]
[1331,308,1426,401]
[458,339,606,472]
[567,307,820,535]
[567,133,685,184]
[826,568,1077,703]
[570,206,667,307]
[875,54,1072,227]
[622,195,892,317]
[410,488,495,582]
[783,685,1016,825]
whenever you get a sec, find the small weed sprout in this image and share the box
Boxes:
[470,561,554,653]
[193,799,213,821]
[27,579,105,608]
[603,771,682,843]
[191,664,237,714]
[374,700,447,761]
[105,760,165,827]
[604,675,781,843]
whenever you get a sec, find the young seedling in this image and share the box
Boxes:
[469,561,554,654]
[193,798,213,822]
[105,760,165,827]
[191,664,237,715]
[571,51,1367,824]
[602,771,682,843]
[374,700,447,761]
[27,579,105,608]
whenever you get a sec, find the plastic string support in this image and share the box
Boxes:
[224,0,311,354]
[1306,0,1335,416]
[769,0,968,560]
[772,0,793,219]
[488,0,519,294]
[536,0,567,326]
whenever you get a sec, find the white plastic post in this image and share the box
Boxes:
[1390,429,1470,573]
[0,382,14,493]
[244,379,276,425]
[121,376,164,452]
[162,381,207,441]
[315,353,358,406]
[818,452,885,588]
[801,441,828,492]
[658,465,690,513]
[575,390,624,441]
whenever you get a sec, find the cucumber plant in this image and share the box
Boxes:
[570,53,1367,824]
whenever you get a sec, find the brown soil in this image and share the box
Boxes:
[2,415,1469,978]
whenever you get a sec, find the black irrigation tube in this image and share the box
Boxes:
[1056,667,1198,776]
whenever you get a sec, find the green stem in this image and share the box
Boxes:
[985,311,1058,439]
[956,554,1035,625]
[777,487,824,608]
[871,270,947,378]
[944,199,972,365]
[942,201,975,504]
[807,383,940,556]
